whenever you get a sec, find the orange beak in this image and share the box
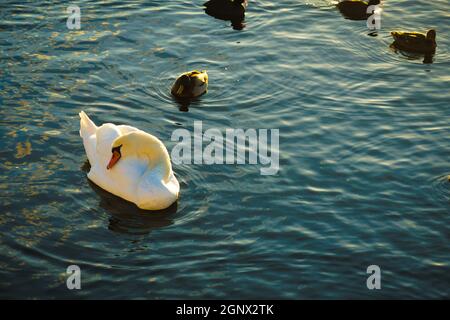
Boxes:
[107,151,121,170]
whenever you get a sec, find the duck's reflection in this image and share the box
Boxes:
[389,43,434,64]
[229,19,246,31]
[173,95,207,112]
[203,0,247,31]
[87,180,177,235]
[203,13,246,31]
[173,96,192,112]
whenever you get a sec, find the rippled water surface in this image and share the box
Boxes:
[1,0,449,299]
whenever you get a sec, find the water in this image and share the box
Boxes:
[0,0,449,299]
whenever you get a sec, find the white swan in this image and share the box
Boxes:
[79,111,179,210]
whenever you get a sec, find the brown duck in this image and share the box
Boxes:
[391,29,437,54]
[203,0,247,21]
[336,0,381,21]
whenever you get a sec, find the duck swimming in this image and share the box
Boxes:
[204,0,247,20]
[391,29,437,54]
[203,0,247,29]
[171,70,208,99]
[336,0,380,21]
[79,111,179,210]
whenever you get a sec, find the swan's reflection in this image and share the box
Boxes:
[87,180,177,235]
[389,42,434,64]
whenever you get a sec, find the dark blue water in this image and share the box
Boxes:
[0,0,449,299]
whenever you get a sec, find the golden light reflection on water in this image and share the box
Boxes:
[6,130,18,138]
[56,228,73,246]
[62,29,121,43]
[1,161,14,169]
[15,141,32,159]
[43,130,62,137]
[47,91,67,100]
[1,151,69,206]
[22,207,45,227]
[11,207,50,248]
[29,53,54,61]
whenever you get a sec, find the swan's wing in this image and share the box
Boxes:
[117,125,139,135]
[83,135,98,166]
[79,111,98,165]
[79,111,97,137]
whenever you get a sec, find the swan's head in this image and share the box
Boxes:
[426,29,436,41]
[171,70,208,98]
[107,131,170,170]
